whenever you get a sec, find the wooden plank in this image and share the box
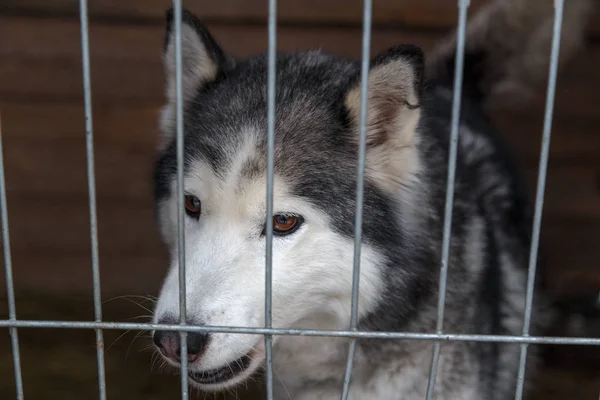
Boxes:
[3,0,599,40]
[2,194,161,255]
[1,252,169,296]
[1,104,161,145]
[496,112,600,166]
[523,166,600,219]
[1,16,599,117]
[0,195,169,295]
[0,16,434,103]
[541,217,600,294]
[0,0,488,28]
[0,15,441,60]
[1,138,155,200]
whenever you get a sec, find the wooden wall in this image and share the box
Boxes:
[0,0,599,299]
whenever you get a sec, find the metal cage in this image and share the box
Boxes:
[2,0,599,399]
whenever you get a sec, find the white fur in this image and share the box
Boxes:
[153,132,385,392]
[271,340,479,400]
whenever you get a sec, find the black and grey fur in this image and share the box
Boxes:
[149,1,595,399]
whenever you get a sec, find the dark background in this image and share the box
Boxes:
[0,0,599,399]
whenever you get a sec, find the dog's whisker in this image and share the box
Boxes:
[106,329,133,353]
[103,294,157,306]
[273,366,293,400]
[125,329,152,362]
[138,344,156,353]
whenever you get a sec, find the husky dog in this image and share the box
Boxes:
[149,0,594,398]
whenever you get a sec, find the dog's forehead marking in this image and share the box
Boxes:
[186,132,298,219]
[240,157,263,182]
[226,130,264,191]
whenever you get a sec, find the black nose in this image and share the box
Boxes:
[153,330,209,363]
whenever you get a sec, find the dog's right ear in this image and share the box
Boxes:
[160,8,234,142]
[163,8,234,103]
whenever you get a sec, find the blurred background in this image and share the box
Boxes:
[0,0,599,399]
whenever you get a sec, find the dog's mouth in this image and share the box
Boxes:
[188,354,254,385]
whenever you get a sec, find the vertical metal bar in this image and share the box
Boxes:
[340,1,372,398]
[172,1,189,399]
[264,0,277,399]
[78,2,107,399]
[0,114,24,400]
[514,1,564,398]
[425,0,470,398]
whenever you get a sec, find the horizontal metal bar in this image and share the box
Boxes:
[0,319,598,345]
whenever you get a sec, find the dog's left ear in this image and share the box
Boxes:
[159,8,235,143]
[344,45,424,192]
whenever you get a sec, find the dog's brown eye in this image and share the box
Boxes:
[272,214,302,235]
[184,195,201,218]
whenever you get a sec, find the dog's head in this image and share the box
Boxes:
[151,8,426,391]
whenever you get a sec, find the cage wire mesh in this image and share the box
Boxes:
[1,0,600,399]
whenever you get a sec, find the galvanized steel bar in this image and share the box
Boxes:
[1,319,599,346]
[78,1,107,399]
[514,0,564,399]
[340,0,373,398]
[172,1,190,399]
[425,0,470,398]
[264,0,278,399]
[0,114,25,400]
